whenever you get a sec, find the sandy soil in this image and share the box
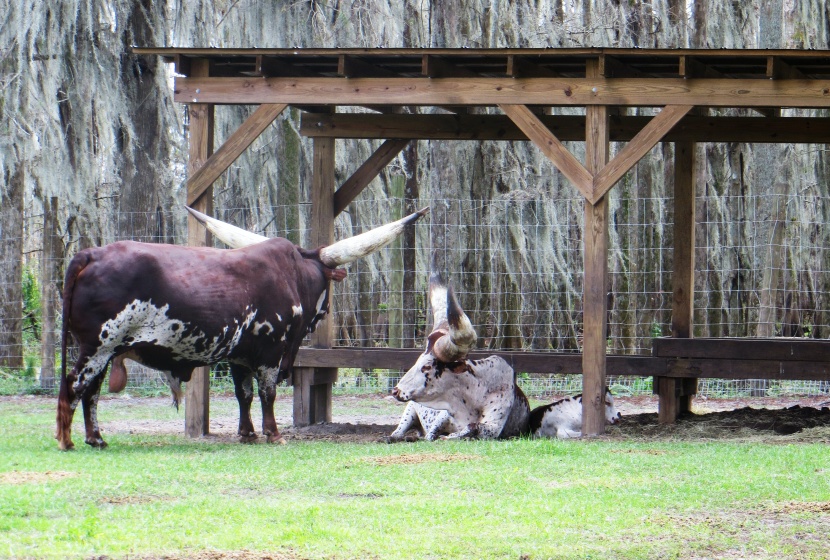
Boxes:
[92,393,830,445]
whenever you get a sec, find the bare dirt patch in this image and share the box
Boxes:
[362,452,480,466]
[0,470,76,484]
[71,394,830,444]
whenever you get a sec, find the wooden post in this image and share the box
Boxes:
[658,139,698,422]
[40,196,59,390]
[293,136,336,426]
[581,59,610,436]
[185,59,214,438]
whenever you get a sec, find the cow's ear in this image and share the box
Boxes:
[426,329,448,352]
[450,362,470,374]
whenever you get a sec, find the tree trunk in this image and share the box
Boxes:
[0,164,24,369]
[40,197,61,389]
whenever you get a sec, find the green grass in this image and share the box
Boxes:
[1,397,830,559]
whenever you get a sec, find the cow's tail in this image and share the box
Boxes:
[56,252,90,450]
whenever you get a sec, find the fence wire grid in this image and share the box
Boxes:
[3,192,830,399]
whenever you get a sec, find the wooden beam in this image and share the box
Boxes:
[185,59,214,439]
[679,56,723,78]
[507,55,561,77]
[654,337,830,362]
[659,139,698,423]
[334,139,410,216]
[599,54,645,78]
[291,346,830,381]
[293,137,336,427]
[422,55,480,78]
[499,104,593,199]
[767,56,807,80]
[581,59,609,437]
[300,113,830,143]
[294,347,663,376]
[591,105,693,203]
[338,55,399,78]
[175,76,830,107]
[186,103,287,205]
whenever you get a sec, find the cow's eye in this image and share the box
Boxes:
[421,363,432,373]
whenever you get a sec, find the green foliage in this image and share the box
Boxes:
[21,265,41,343]
[650,321,663,338]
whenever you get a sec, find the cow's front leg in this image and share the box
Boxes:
[417,406,453,441]
[257,368,286,445]
[81,372,107,448]
[231,364,257,442]
[387,401,421,442]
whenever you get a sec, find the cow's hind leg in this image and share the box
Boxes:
[56,366,79,451]
[231,364,257,442]
[57,349,108,451]
[81,372,107,448]
[257,369,285,445]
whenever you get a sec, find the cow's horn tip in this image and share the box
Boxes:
[417,206,430,216]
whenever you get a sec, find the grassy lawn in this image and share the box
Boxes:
[1,396,829,559]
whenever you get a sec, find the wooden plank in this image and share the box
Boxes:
[333,139,410,216]
[175,76,830,108]
[136,46,830,60]
[499,104,593,199]
[654,337,830,361]
[292,346,830,381]
[294,347,663,376]
[185,59,214,439]
[186,103,287,206]
[665,358,830,380]
[581,59,610,437]
[301,113,830,143]
[591,105,693,203]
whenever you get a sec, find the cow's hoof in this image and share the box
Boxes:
[382,436,402,444]
[266,435,287,445]
[58,440,75,451]
[239,433,258,443]
[85,438,108,449]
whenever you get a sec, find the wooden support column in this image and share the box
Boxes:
[293,137,337,426]
[582,60,610,437]
[185,59,214,438]
[658,139,698,423]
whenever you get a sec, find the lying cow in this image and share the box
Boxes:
[529,389,621,439]
[388,274,530,441]
[57,206,427,450]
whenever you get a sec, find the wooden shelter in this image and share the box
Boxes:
[134,47,830,437]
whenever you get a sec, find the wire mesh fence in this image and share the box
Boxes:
[2,190,830,398]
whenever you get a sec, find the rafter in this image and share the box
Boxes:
[334,139,411,216]
[499,104,593,199]
[186,103,287,205]
[591,105,693,203]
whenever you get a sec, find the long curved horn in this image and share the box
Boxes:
[319,207,429,267]
[185,206,267,249]
[428,273,449,329]
[432,286,477,362]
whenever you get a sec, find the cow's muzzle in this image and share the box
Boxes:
[391,387,407,402]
